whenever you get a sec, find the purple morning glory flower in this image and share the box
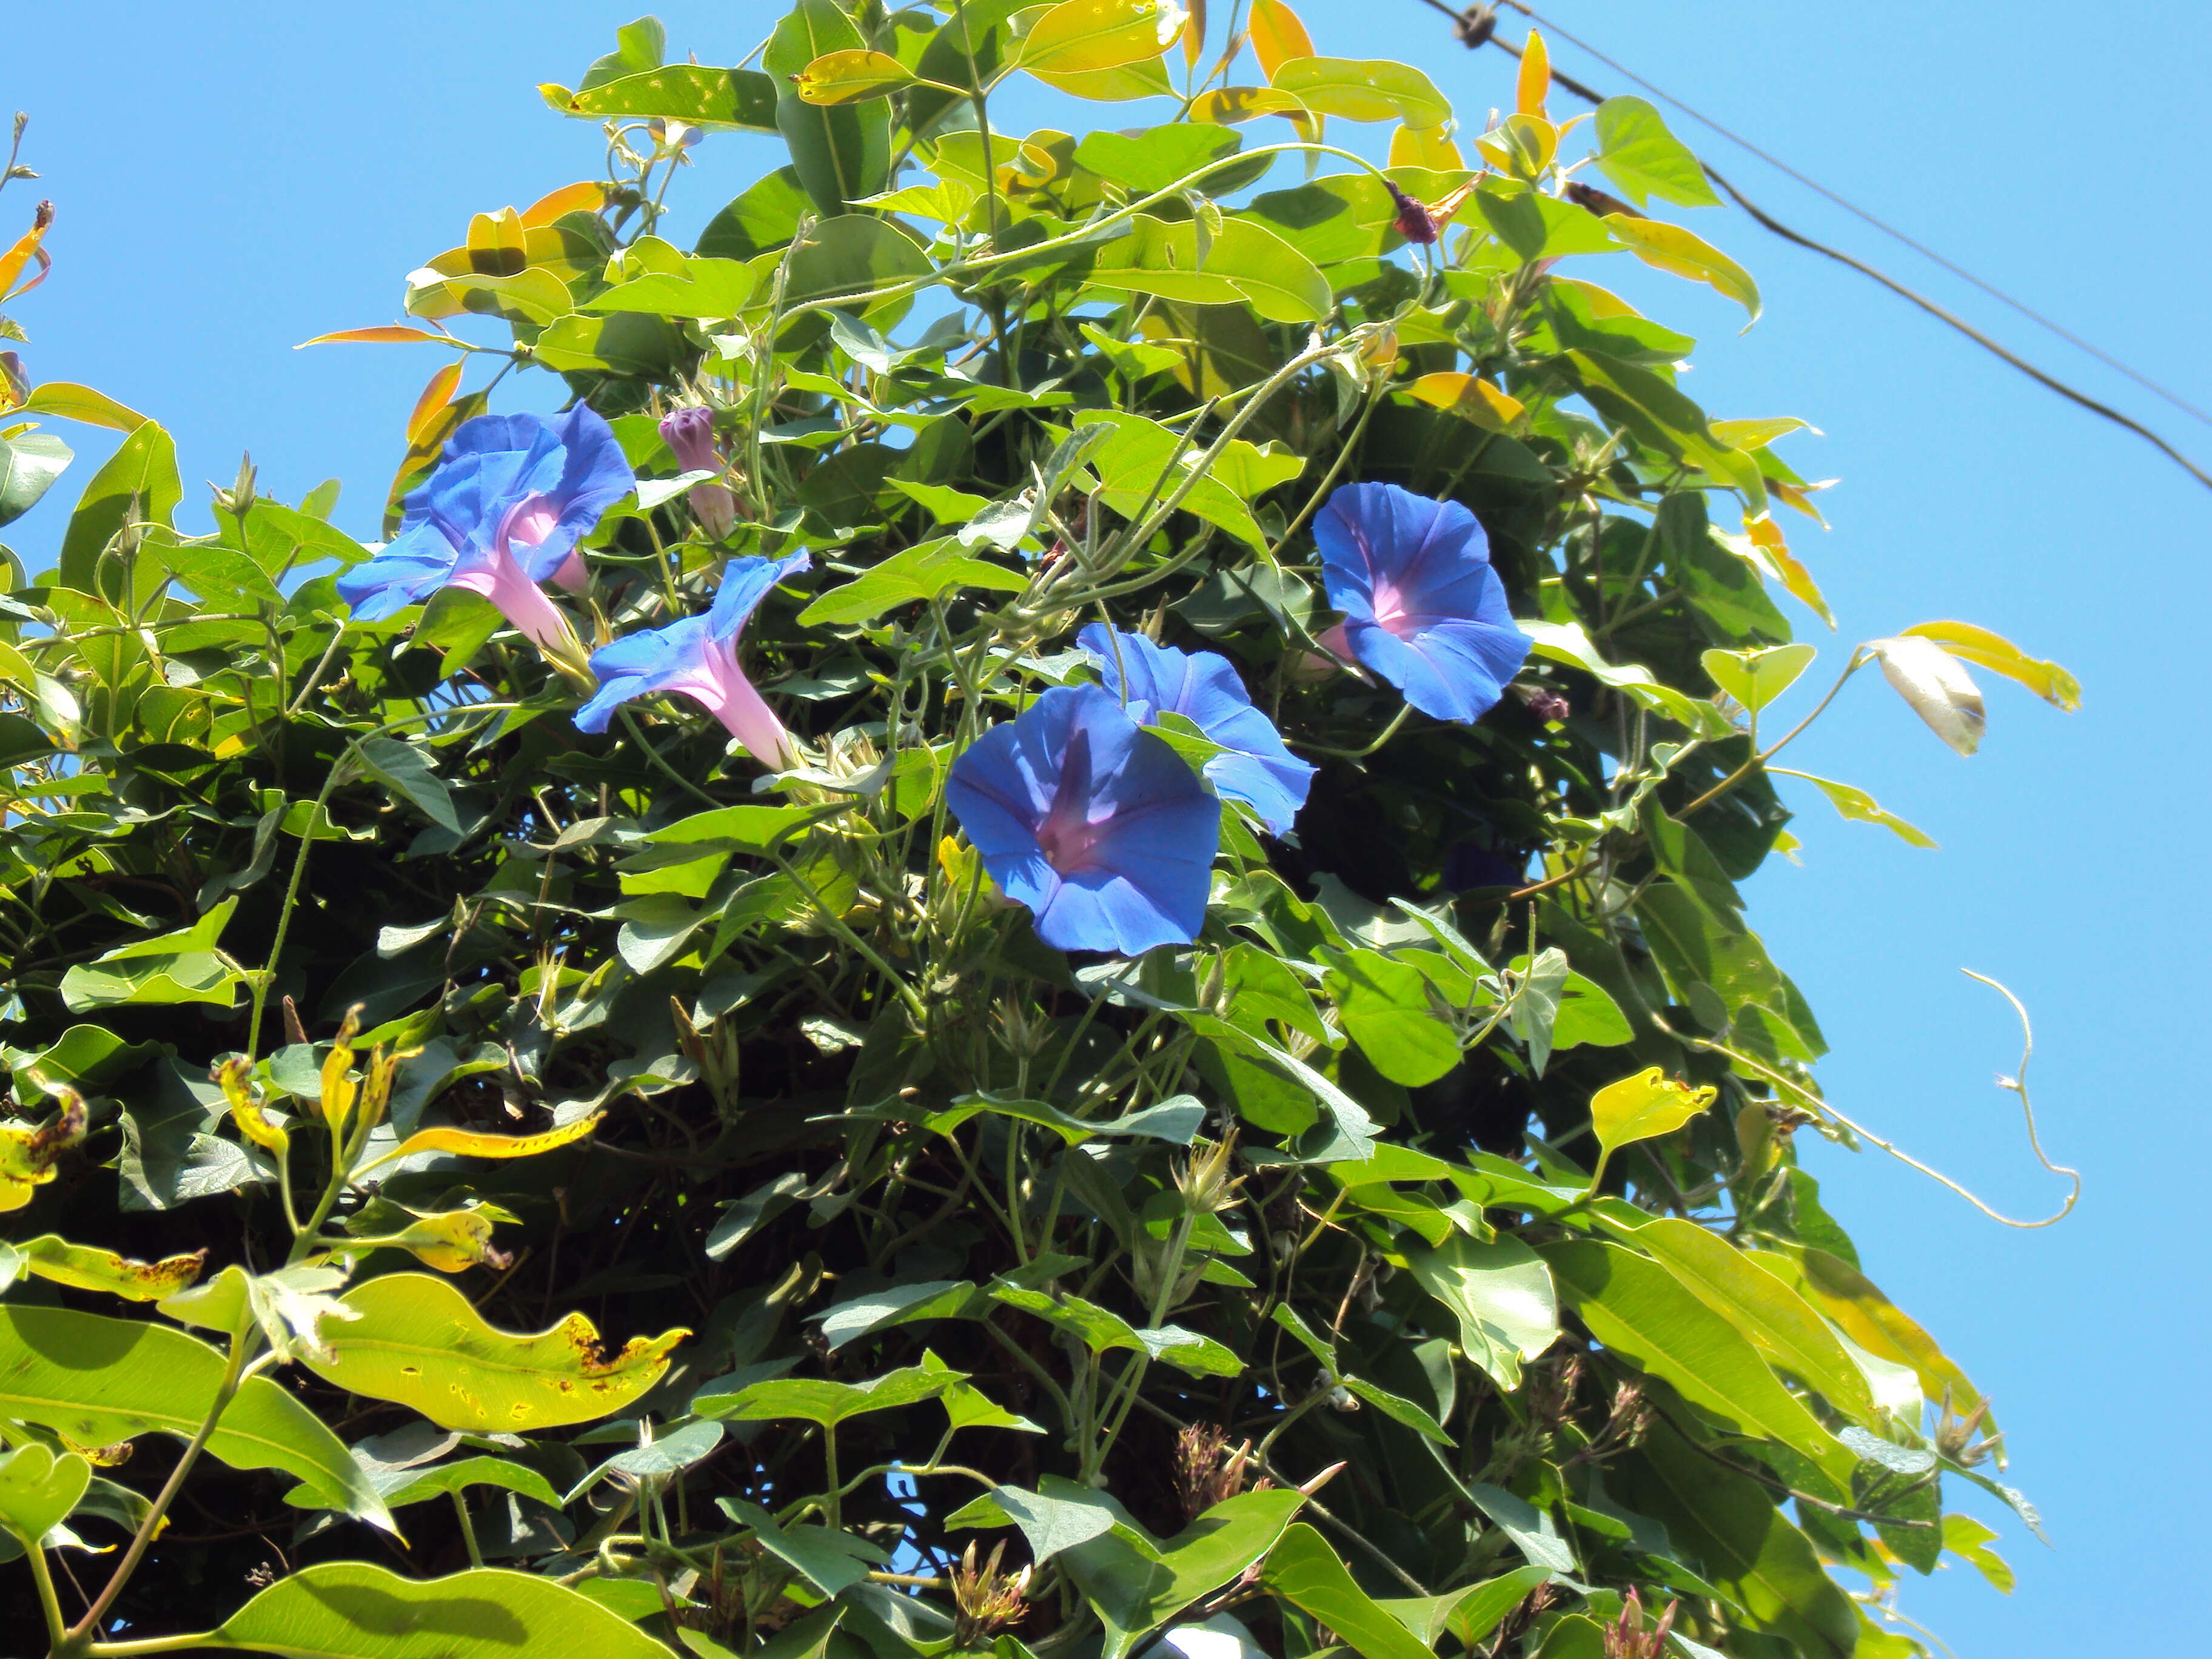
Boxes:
[946,684,1219,956]
[1312,481,1532,725]
[660,406,739,540]
[574,552,812,767]
[336,407,634,649]
[1077,624,1313,837]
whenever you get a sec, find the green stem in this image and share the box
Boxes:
[69,1311,260,1646]
[27,1538,69,1654]
[451,1490,484,1569]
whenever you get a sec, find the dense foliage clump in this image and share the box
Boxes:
[0,7,2076,1658]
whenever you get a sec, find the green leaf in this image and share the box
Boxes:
[799,538,1025,625]
[0,431,72,528]
[720,1497,880,1594]
[1326,948,1462,1087]
[1519,619,1723,734]
[784,216,934,316]
[1592,96,1721,208]
[1700,643,1815,714]
[0,1304,392,1529]
[1614,1419,1858,1658]
[57,418,183,594]
[0,1443,90,1546]
[1611,1218,1877,1426]
[1543,1240,1855,1486]
[297,1272,687,1432]
[1262,1521,1434,1659]
[1076,123,1245,193]
[1085,215,1331,324]
[10,1234,206,1301]
[58,897,244,1012]
[950,1476,1120,1561]
[697,1362,959,1427]
[548,66,780,132]
[1269,57,1450,126]
[914,1092,1205,1146]
[768,2,893,215]
[1379,1566,1552,1650]
[1774,768,1939,850]
[1942,1513,2015,1594]
[355,736,461,833]
[211,1561,675,1658]
[374,1456,564,1512]
[1401,1233,1559,1390]
[1078,410,1267,549]
[1063,1488,1308,1659]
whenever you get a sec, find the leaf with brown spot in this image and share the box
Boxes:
[298,1272,687,1432]
[13,1235,206,1301]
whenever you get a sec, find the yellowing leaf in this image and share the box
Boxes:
[1900,620,2080,712]
[218,1056,289,1159]
[13,1235,207,1301]
[1248,0,1315,79]
[298,325,454,347]
[361,1111,605,1175]
[1588,1066,1715,1187]
[1516,28,1550,119]
[1019,0,1185,76]
[1604,214,1761,322]
[382,1208,515,1274]
[1028,55,1179,102]
[406,361,465,448]
[1743,514,1833,626]
[520,180,608,226]
[1404,371,1524,432]
[1866,635,1985,756]
[300,1272,687,1431]
[1710,416,1814,451]
[1389,124,1464,170]
[1184,0,1207,68]
[1772,475,1837,525]
[0,1083,85,1213]
[794,49,917,104]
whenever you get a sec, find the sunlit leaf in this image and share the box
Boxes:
[1019,0,1187,76]
[1900,620,2080,711]
[212,1562,674,1658]
[794,49,919,104]
[1866,635,1985,756]
[298,1272,686,1431]
[1772,769,1938,850]
[1604,214,1760,321]
[1269,56,1449,126]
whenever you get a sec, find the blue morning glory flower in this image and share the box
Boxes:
[1312,481,1532,724]
[574,552,813,766]
[946,684,1219,956]
[1078,623,1313,837]
[336,406,634,648]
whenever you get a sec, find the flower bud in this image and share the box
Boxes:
[659,406,739,540]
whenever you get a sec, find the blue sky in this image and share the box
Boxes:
[6,2,2205,1652]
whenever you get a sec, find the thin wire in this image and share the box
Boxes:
[1495,0,2212,432]
[1410,0,2212,494]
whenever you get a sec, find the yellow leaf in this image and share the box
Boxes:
[1019,0,1185,76]
[216,1057,289,1159]
[1743,514,1834,628]
[297,326,453,348]
[1028,56,1179,101]
[794,49,917,104]
[1389,124,1464,171]
[1771,475,1837,526]
[0,207,50,303]
[1604,214,1761,322]
[13,383,148,432]
[13,1235,207,1301]
[375,1209,514,1275]
[1248,0,1315,79]
[1184,0,1207,68]
[519,181,608,227]
[1588,1067,1715,1187]
[405,361,464,448]
[318,1007,362,1136]
[299,1272,687,1432]
[0,1081,85,1213]
[1517,28,1550,119]
[1404,371,1524,432]
[360,1112,605,1177]
[1900,621,2080,712]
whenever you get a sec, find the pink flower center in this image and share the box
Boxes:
[1370,576,1412,635]
[1034,729,1107,876]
